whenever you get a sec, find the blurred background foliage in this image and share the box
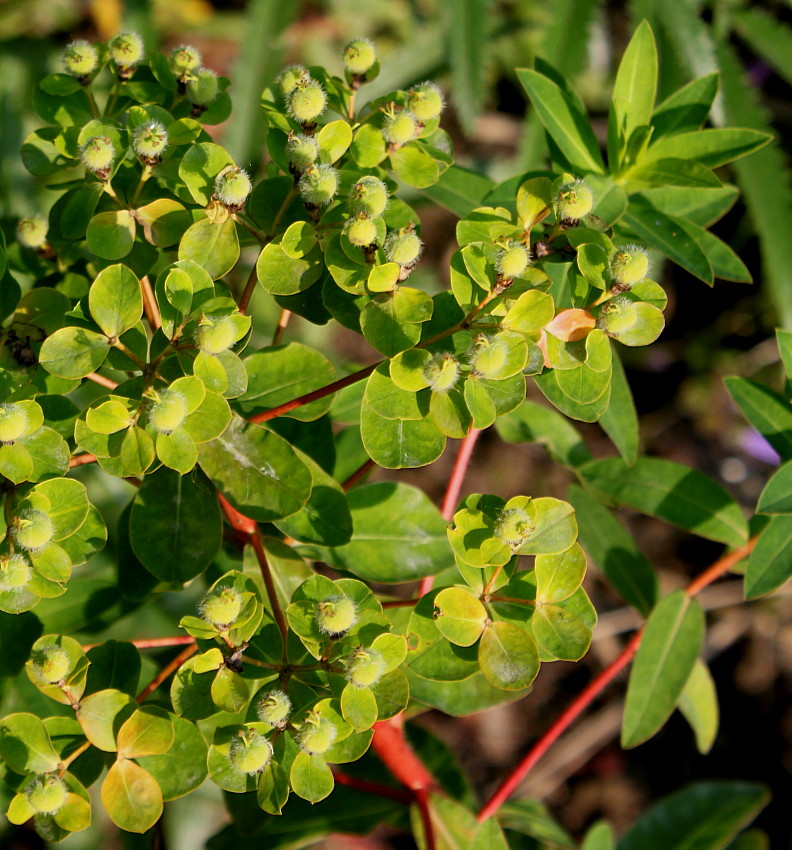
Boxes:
[2,0,792,848]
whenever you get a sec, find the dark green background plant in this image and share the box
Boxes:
[0,2,790,848]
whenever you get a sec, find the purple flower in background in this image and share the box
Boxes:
[740,428,781,465]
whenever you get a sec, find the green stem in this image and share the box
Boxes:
[112,339,146,368]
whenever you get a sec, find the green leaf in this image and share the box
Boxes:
[535,542,586,604]
[617,781,769,850]
[643,128,771,169]
[211,667,250,713]
[580,457,748,547]
[0,713,60,774]
[582,821,615,850]
[39,327,110,379]
[238,343,335,422]
[360,401,446,470]
[86,210,136,260]
[199,416,312,522]
[532,602,592,661]
[434,587,488,646]
[179,142,235,206]
[567,485,657,615]
[724,376,792,460]
[101,759,163,834]
[323,481,453,583]
[535,367,611,423]
[613,20,657,146]
[290,751,334,803]
[76,689,136,751]
[756,461,792,514]
[179,218,240,280]
[516,68,605,174]
[472,818,509,850]
[89,263,143,338]
[255,242,323,296]
[117,707,175,759]
[389,144,441,189]
[495,400,592,468]
[129,468,222,583]
[599,348,639,464]
[136,198,192,248]
[745,515,792,599]
[340,683,378,732]
[678,659,719,755]
[478,621,539,691]
[136,716,209,801]
[422,164,496,218]
[448,0,490,135]
[651,73,719,138]
[317,120,353,164]
[622,590,705,748]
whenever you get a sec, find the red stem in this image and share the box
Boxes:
[342,458,376,491]
[371,718,436,792]
[331,769,412,804]
[418,428,482,597]
[69,453,98,469]
[82,636,195,651]
[415,787,437,850]
[477,534,758,822]
[136,643,198,703]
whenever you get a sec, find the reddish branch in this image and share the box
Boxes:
[86,372,118,390]
[476,534,759,821]
[342,458,376,491]
[331,768,412,804]
[69,453,98,468]
[136,643,198,703]
[82,636,195,651]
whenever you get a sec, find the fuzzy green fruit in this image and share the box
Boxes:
[381,110,417,146]
[200,588,243,628]
[349,176,388,217]
[133,122,168,161]
[0,403,29,442]
[495,243,531,280]
[423,353,459,393]
[186,68,219,105]
[555,179,594,221]
[610,245,649,285]
[170,45,202,76]
[16,218,48,250]
[278,64,310,97]
[343,38,376,76]
[257,690,292,728]
[214,167,252,208]
[196,315,240,355]
[109,32,144,69]
[0,554,32,592]
[13,509,54,552]
[316,596,357,636]
[346,648,386,688]
[470,337,508,377]
[80,136,115,174]
[148,391,187,434]
[62,40,98,78]
[344,216,379,247]
[31,646,71,684]
[27,777,67,815]
[494,508,534,547]
[289,81,326,124]
[286,133,319,171]
[384,228,422,267]
[297,715,337,755]
[406,82,444,123]
[229,733,273,775]
[299,164,338,206]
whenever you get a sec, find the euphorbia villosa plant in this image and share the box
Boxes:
[0,20,782,848]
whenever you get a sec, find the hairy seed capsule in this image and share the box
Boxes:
[286,133,319,171]
[257,690,292,728]
[349,176,388,217]
[62,40,99,78]
[31,646,71,684]
[344,215,379,247]
[610,245,649,285]
[169,45,202,76]
[148,391,187,434]
[108,32,145,69]
[196,314,240,355]
[16,217,49,250]
[299,164,338,206]
[200,587,243,628]
[13,509,54,552]
[229,732,273,775]
[27,776,67,815]
[133,121,168,162]
[316,596,357,636]
[80,136,115,175]
[423,353,460,393]
[278,64,311,97]
[343,38,376,76]
[495,242,531,280]
[406,82,444,123]
[554,179,594,221]
[288,80,327,124]
[384,228,423,267]
[297,714,337,755]
[0,554,32,592]
[214,167,252,208]
[494,508,534,548]
[346,647,386,688]
[469,336,508,378]
[0,403,29,443]
[186,68,219,105]
[381,110,417,146]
